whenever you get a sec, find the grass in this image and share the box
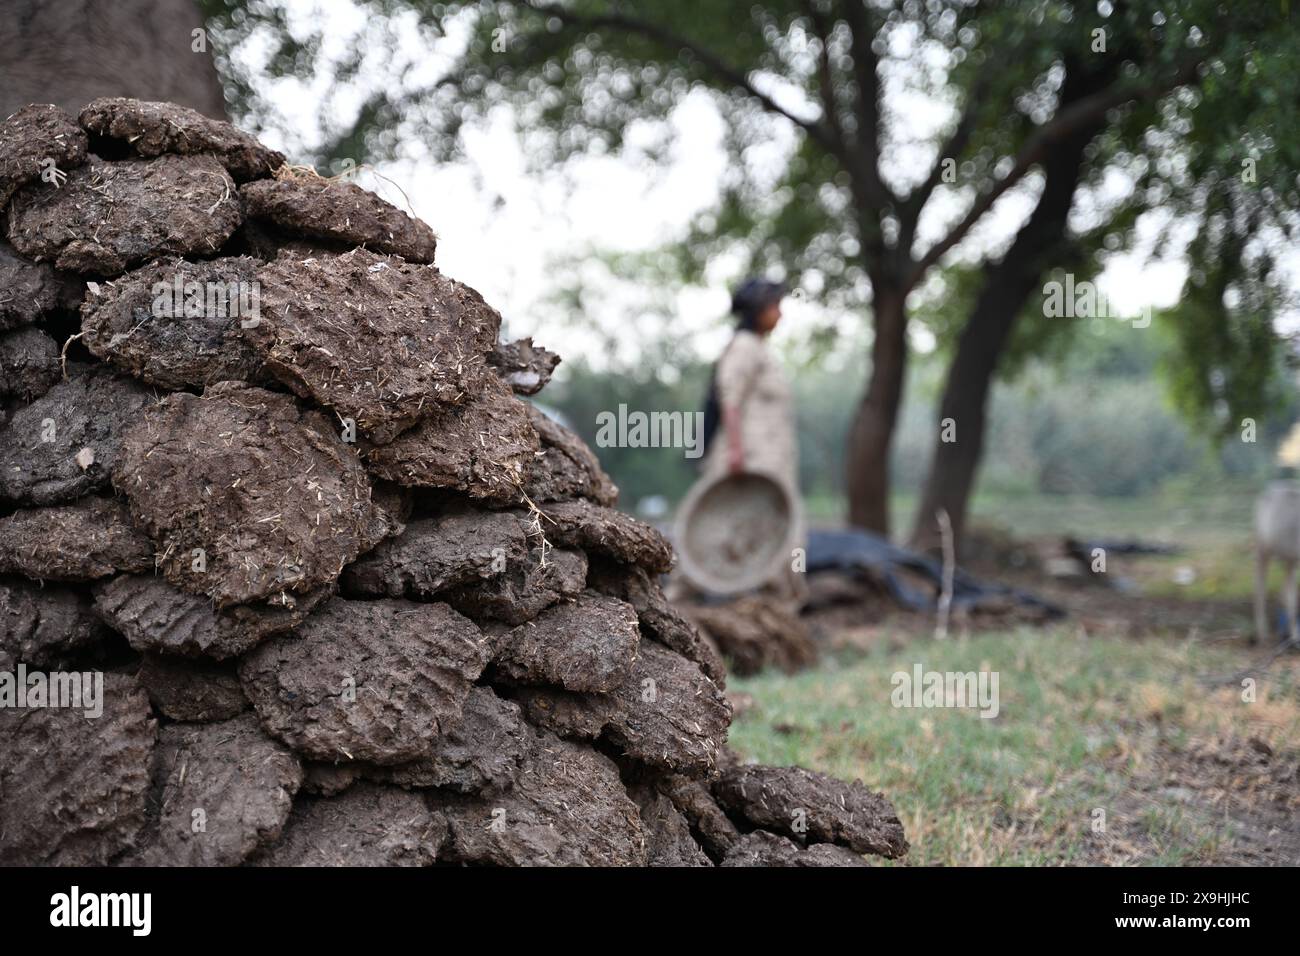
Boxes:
[726,626,1300,865]
[805,482,1258,541]
[805,483,1266,600]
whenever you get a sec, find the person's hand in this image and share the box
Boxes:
[723,405,745,474]
[727,440,745,475]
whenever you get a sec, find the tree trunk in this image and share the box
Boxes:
[0,0,227,120]
[911,71,1109,556]
[909,268,1024,555]
[846,286,907,533]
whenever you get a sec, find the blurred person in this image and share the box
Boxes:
[697,277,806,602]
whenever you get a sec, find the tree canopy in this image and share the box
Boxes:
[200,0,1300,535]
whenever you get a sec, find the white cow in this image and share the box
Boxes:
[1253,481,1300,645]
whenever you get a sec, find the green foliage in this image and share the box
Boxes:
[543,317,1295,508]
[200,0,1300,480]
[543,355,712,507]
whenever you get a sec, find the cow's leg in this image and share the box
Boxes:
[1254,549,1270,646]
[1287,561,1300,647]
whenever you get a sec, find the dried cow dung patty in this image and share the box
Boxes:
[80,256,269,389]
[0,365,153,506]
[93,574,330,661]
[0,103,87,208]
[79,97,285,182]
[713,764,910,858]
[341,508,530,598]
[685,594,818,677]
[131,714,302,867]
[492,590,641,693]
[0,240,83,331]
[135,654,249,722]
[629,785,714,867]
[112,381,393,607]
[0,575,107,669]
[0,496,153,581]
[238,598,490,765]
[720,830,870,867]
[240,174,438,264]
[362,686,531,794]
[0,325,61,403]
[0,673,155,865]
[511,639,731,774]
[7,154,241,275]
[433,730,646,867]
[444,545,587,626]
[523,403,619,506]
[543,498,675,573]
[251,782,446,867]
[250,249,501,443]
[488,337,560,395]
[587,558,727,686]
[363,374,538,502]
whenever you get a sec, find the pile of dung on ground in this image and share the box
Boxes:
[0,99,908,867]
[683,594,819,677]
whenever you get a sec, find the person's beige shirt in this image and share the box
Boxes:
[704,330,798,490]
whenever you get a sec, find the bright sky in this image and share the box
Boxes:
[235,0,1293,373]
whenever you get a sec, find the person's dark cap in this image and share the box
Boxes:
[731,277,787,316]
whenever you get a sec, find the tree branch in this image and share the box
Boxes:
[842,0,897,213]
[900,62,995,240]
[521,0,843,160]
[905,55,1204,292]
[801,0,851,165]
